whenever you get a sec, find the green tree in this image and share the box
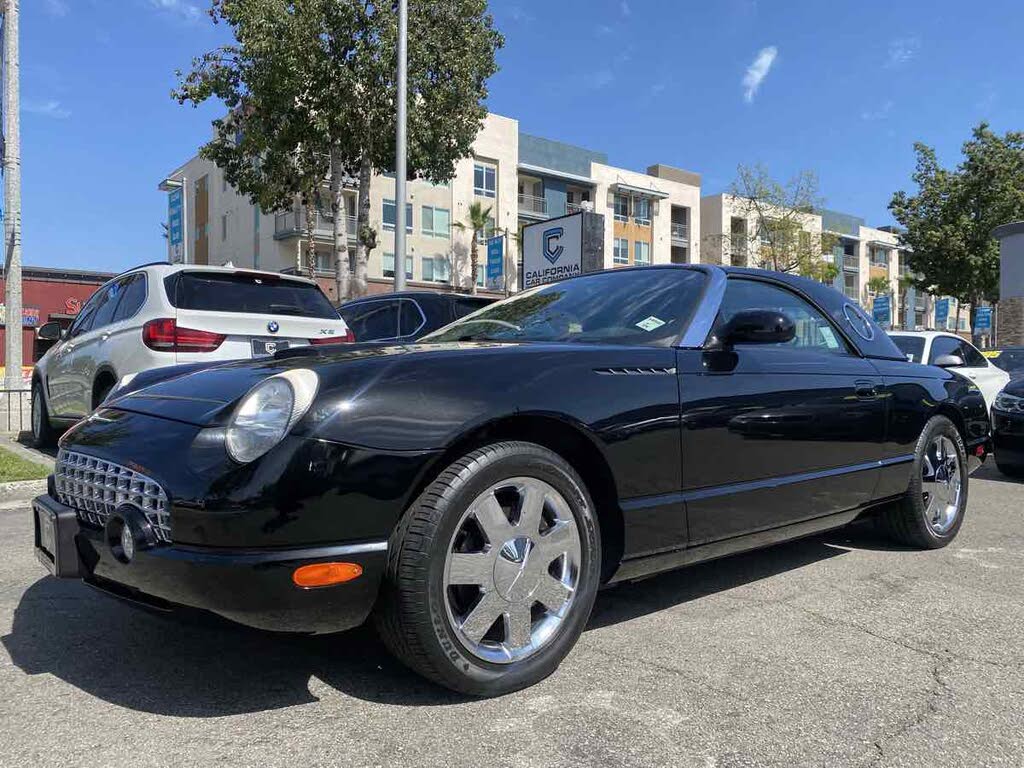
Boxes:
[454,201,492,295]
[727,164,838,283]
[866,275,891,296]
[174,0,502,299]
[890,123,1024,333]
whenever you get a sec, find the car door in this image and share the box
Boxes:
[92,273,149,390]
[953,339,1009,409]
[677,276,887,545]
[45,291,103,417]
[64,280,123,415]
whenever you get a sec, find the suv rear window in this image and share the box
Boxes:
[164,271,338,319]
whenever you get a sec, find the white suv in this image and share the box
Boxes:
[889,330,1010,410]
[31,263,352,446]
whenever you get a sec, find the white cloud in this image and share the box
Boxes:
[860,100,894,121]
[620,1,631,17]
[885,36,920,68]
[43,0,69,17]
[149,0,202,23]
[742,46,777,103]
[23,100,71,119]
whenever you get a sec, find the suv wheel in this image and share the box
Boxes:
[375,441,601,696]
[30,381,56,449]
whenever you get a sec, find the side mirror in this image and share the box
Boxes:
[37,321,64,342]
[933,354,964,369]
[718,309,796,347]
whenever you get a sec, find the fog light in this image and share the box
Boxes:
[120,524,135,562]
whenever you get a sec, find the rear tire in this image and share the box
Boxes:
[995,460,1024,479]
[374,441,601,696]
[30,381,56,449]
[878,415,967,549]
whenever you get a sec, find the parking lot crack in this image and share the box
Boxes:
[869,653,952,766]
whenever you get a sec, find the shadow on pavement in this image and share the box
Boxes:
[1,521,895,715]
[971,461,1024,486]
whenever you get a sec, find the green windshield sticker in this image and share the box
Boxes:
[636,316,667,332]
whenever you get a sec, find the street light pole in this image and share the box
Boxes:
[2,0,22,391]
[393,0,408,292]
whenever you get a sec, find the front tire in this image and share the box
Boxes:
[30,381,56,449]
[374,441,601,696]
[878,415,967,549]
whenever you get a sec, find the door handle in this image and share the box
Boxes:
[100,332,111,342]
[854,381,878,399]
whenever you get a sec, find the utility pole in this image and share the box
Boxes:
[2,0,21,391]
[393,0,407,292]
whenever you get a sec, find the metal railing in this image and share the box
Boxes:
[842,254,859,270]
[0,389,32,435]
[517,193,547,215]
[566,201,583,215]
[670,222,689,242]
[274,209,357,240]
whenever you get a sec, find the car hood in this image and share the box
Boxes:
[1002,376,1024,398]
[105,340,567,426]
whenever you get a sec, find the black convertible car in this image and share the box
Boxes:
[32,265,990,695]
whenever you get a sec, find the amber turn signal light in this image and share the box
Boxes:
[292,562,363,588]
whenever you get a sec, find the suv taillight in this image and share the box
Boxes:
[310,329,356,345]
[142,318,226,353]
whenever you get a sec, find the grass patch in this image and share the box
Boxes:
[0,446,50,482]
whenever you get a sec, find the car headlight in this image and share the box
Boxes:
[225,369,319,463]
[993,391,1024,414]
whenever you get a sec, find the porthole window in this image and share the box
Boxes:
[843,303,874,341]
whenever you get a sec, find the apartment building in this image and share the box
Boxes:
[163,112,701,298]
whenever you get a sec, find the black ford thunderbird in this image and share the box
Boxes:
[32,265,991,695]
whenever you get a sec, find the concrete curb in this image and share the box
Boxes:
[1,434,54,468]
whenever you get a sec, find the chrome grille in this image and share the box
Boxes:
[55,449,171,543]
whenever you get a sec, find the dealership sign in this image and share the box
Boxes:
[974,306,992,331]
[0,305,40,327]
[168,187,184,263]
[486,235,503,289]
[934,297,950,329]
[522,213,583,289]
[872,294,891,327]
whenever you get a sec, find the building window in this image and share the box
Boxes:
[633,197,651,226]
[843,271,859,300]
[634,241,651,266]
[613,238,629,265]
[314,251,331,272]
[383,199,413,232]
[870,247,889,266]
[422,255,450,283]
[613,194,629,222]
[473,163,497,198]
[422,206,450,238]
[382,252,413,280]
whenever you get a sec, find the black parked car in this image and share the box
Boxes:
[992,378,1024,477]
[337,291,495,342]
[33,265,990,695]
[986,346,1024,378]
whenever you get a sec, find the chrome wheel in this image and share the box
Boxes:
[922,435,962,535]
[443,477,582,664]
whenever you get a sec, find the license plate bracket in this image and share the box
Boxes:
[252,338,290,358]
[33,497,82,578]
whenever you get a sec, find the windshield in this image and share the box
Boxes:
[890,335,926,363]
[421,268,707,347]
[989,348,1024,373]
[164,271,338,319]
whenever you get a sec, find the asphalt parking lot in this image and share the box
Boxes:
[1,465,1023,767]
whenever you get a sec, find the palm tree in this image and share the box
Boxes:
[455,201,493,295]
[866,275,891,296]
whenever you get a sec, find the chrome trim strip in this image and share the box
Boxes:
[621,454,915,510]
[164,540,388,566]
[677,266,726,349]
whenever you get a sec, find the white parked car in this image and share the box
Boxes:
[31,263,352,447]
[889,330,1010,410]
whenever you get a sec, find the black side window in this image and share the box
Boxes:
[453,298,491,318]
[112,273,147,322]
[398,300,425,337]
[958,341,987,368]
[929,336,961,364]
[715,279,853,355]
[343,301,400,341]
[69,290,105,338]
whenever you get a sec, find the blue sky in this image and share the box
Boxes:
[21,0,1024,273]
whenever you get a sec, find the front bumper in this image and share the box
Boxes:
[33,493,386,634]
[993,409,1024,466]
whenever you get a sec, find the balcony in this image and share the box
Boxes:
[274,208,357,241]
[518,193,547,218]
[670,222,689,243]
[842,254,859,270]
[566,201,582,215]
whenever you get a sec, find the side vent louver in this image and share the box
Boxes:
[593,367,676,376]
